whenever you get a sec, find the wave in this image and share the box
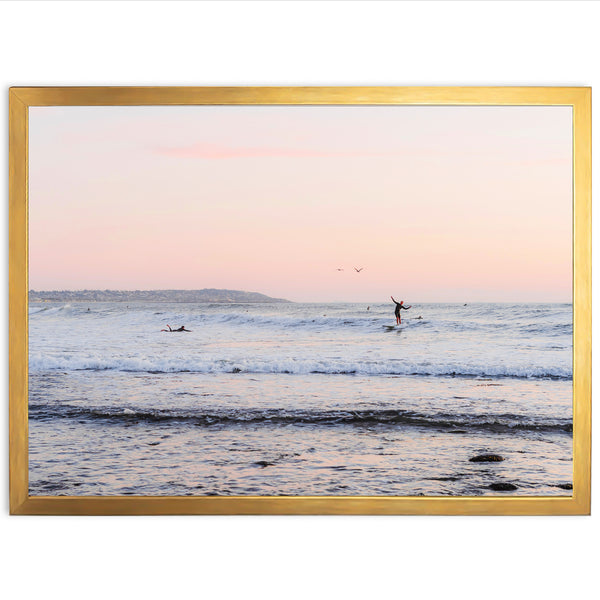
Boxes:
[29,304,72,315]
[27,305,381,328]
[28,304,572,336]
[28,353,572,380]
[28,403,573,434]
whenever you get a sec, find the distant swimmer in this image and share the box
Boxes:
[391,297,411,325]
[416,316,423,320]
[354,267,364,272]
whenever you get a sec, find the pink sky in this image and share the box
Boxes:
[29,105,572,302]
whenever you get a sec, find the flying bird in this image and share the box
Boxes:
[354,267,364,272]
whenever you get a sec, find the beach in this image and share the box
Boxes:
[28,301,573,496]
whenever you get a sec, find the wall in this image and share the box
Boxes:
[1,2,597,598]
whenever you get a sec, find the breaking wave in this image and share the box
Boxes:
[28,352,572,380]
[28,403,573,434]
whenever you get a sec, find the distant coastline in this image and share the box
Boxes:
[28,288,291,303]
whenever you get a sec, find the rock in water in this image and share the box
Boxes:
[557,483,573,490]
[469,454,505,462]
[489,482,518,491]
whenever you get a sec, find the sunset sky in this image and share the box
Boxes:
[28,105,572,302]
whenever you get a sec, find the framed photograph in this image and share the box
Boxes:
[9,87,591,515]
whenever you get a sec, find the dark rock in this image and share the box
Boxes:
[469,454,505,462]
[557,483,573,490]
[489,482,518,491]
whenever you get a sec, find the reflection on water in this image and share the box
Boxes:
[29,371,572,496]
[29,302,573,496]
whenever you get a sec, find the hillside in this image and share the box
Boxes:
[28,289,291,303]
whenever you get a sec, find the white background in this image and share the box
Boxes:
[1,2,597,599]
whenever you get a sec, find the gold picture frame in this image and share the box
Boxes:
[9,86,591,515]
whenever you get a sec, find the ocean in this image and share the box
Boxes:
[28,301,573,496]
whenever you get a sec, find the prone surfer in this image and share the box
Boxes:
[391,297,411,325]
[161,325,191,332]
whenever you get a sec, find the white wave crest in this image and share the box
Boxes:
[29,304,72,315]
[28,352,572,379]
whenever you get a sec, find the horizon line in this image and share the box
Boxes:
[28,291,572,305]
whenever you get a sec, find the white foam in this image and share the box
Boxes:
[28,302,573,380]
[27,351,572,379]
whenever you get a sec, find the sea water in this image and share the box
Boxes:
[28,302,573,496]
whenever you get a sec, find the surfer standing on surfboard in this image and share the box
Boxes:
[391,297,411,325]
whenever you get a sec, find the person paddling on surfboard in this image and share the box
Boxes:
[391,297,411,325]
[161,325,191,332]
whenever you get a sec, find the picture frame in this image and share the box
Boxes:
[9,86,591,515]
